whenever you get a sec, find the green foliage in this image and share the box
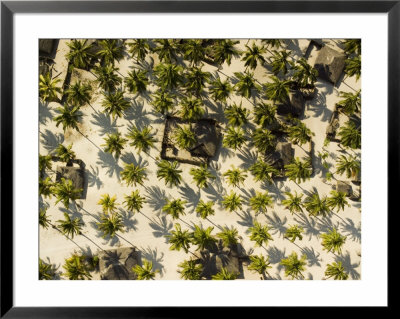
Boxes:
[178,259,203,280]
[39,208,51,229]
[338,120,361,149]
[124,69,149,94]
[342,39,361,56]
[191,225,217,251]
[284,157,312,184]
[189,164,215,189]
[39,177,54,198]
[222,191,242,212]
[102,131,127,158]
[57,212,83,239]
[97,193,118,214]
[268,50,292,75]
[152,39,178,63]
[195,200,215,219]
[286,120,314,146]
[180,96,205,120]
[241,42,266,70]
[121,163,148,186]
[132,259,159,280]
[162,198,187,220]
[97,212,125,238]
[185,66,211,96]
[65,81,92,106]
[55,143,76,164]
[223,127,246,151]
[284,225,304,242]
[253,102,277,128]
[53,105,81,132]
[174,124,197,149]
[94,64,122,92]
[156,160,182,187]
[154,63,183,90]
[303,192,330,217]
[327,190,350,212]
[126,126,156,154]
[209,78,232,103]
[127,39,150,62]
[66,39,93,70]
[166,223,193,253]
[344,55,361,80]
[264,76,291,103]
[292,57,318,87]
[62,254,92,280]
[223,166,247,187]
[212,39,240,66]
[321,228,347,254]
[249,191,274,215]
[123,190,146,213]
[252,128,276,153]
[249,160,279,184]
[101,91,130,119]
[325,261,349,280]
[53,178,82,209]
[280,252,307,279]
[224,102,249,126]
[281,191,303,214]
[151,90,175,115]
[249,221,273,247]
[39,154,52,175]
[212,267,238,280]
[39,72,62,102]
[262,39,283,49]
[234,71,257,98]
[248,254,272,275]
[217,226,240,248]
[336,155,360,179]
[39,259,54,280]
[97,39,124,66]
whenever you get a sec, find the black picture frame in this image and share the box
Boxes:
[1,1,394,317]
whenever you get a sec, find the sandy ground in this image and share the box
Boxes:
[39,39,361,280]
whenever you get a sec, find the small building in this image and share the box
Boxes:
[189,121,221,157]
[264,142,294,171]
[39,39,57,56]
[326,109,340,140]
[98,247,140,280]
[336,181,353,197]
[314,46,346,85]
[55,159,85,199]
[276,90,305,118]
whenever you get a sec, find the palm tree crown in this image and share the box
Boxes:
[338,120,361,149]
[284,157,312,184]
[174,125,197,150]
[241,42,266,70]
[284,225,304,242]
[195,200,215,219]
[209,78,232,103]
[65,81,92,106]
[223,127,246,151]
[66,39,93,70]
[264,76,291,103]
[336,90,361,116]
[222,191,242,212]
[97,193,118,214]
[151,90,175,115]
[183,39,206,66]
[336,155,360,179]
[253,102,277,128]
[280,251,307,279]
[224,102,249,126]
[286,120,314,146]
[57,212,83,239]
[39,72,62,102]
[217,226,240,248]
[303,192,330,217]
[212,267,238,280]
[249,221,273,247]
[327,190,350,212]
[162,198,187,220]
[249,160,279,184]
[184,66,211,96]
[249,191,274,215]
[62,254,92,280]
[124,69,149,95]
[153,63,183,90]
[325,261,349,280]
[152,39,178,63]
[248,254,272,276]
[234,71,258,98]
[281,191,303,214]
[292,58,318,87]
[101,131,127,158]
[101,90,130,119]
[191,225,217,251]
[321,228,347,254]
[94,64,122,92]
[53,178,82,209]
[132,259,159,280]
[123,190,146,213]
[55,143,76,164]
[212,39,240,66]
[166,223,192,253]
[127,39,150,63]
[53,105,81,132]
[97,39,124,66]
[268,50,292,75]
[344,55,361,81]
[252,128,276,153]
[97,212,125,238]
[189,164,215,189]
[179,96,205,121]
[156,160,183,187]
[223,166,247,187]
[121,163,148,186]
[126,126,156,154]
[178,259,203,280]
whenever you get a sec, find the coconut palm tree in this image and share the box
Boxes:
[39,154,52,176]
[124,69,149,95]
[344,55,361,80]
[224,102,249,126]
[249,191,274,215]
[264,76,291,103]
[166,223,192,253]
[178,259,203,280]
[327,190,350,213]
[97,212,125,238]
[154,63,183,90]
[53,178,82,209]
[212,267,238,280]
[191,225,217,251]
[180,96,205,120]
[234,71,258,98]
[101,131,127,158]
[253,102,277,128]
[156,160,182,187]
[268,50,292,76]
[66,39,93,70]
[223,127,246,151]
[53,105,81,132]
[55,143,76,164]
[223,166,247,188]
[39,208,51,229]
[183,39,206,66]
[280,252,307,279]
[189,164,215,189]
[286,120,315,146]
[152,39,178,63]
[284,225,304,243]
[262,39,283,50]
[209,78,232,103]
[342,39,361,56]
[65,81,92,107]
[57,212,83,239]
[151,90,175,115]
[126,126,156,154]
[94,64,122,92]
[303,192,330,217]
[247,254,272,277]
[127,39,150,63]
[324,261,349,280]
[249,221,273,247]
[39,177,54,198]
[39,259,54,280]
[39,72,62,102]
[162,198,187,220]
[62,254,92,280]
[97,193,118,214]
[101,90,130,119]
[222,191,242,213]
[121,163,148,186]
[195,200,215,219]
[338,120,361,149]
[123,190,146,213]
[284,157,312,184]
[281,191,303,214]
[321,228,347,254]
[212,39,240,66]
[249,160,279,184]
[217,226,240,248]
[185,66,211,96]
[97,39,124,66]
[174,124,197,149]
[292,57,318,88]
[132,259,159,280]
[336,155,360,179]
[241,42,266,70]
[252,129,276,154]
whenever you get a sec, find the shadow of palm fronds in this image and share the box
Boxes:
[144,185,166,212]
[301,246,322,267]
[90,111,121,136]
[266,212,287,238]
[294,212,320,240]
[148,215,173,241]
[87,165,103,189]
[96,150,122,180]
[340,218,361,243]
[40,129,64,153]
[140,246,165,277]
[334,251,361,280]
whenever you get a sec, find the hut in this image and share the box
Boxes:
[55,165,85,198]
[189,120,222,158]
[336,181,353,197]
[276,90,305,118]
[264,142,294,171]
[98,247,140,280]
[39,39,57,56]
[326,109,340,140]
[314,46,346,85]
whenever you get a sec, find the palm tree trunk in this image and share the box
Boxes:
[76,128,102,151]
[49,223,86,252]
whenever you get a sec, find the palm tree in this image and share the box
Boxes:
[249,191,273,215]
[178,259,203,280]
[224,102,249,126]
[321,228,347,254]
[338,120,361,149]
[217,226,240,248]
[180,96,205,120]
[39,208,51,229]
[152,39,178,63]
[101,131,127,158]
[39,72,62,102]
[284,225,304,242]
[249,160,279,184]
[284,157,312,184]
[39,154,52,176]
[57,212,83,239]
[127,39,150,63]
[303,192,330,217]
[342,39,361,56]
[153,63,183,90]
[97,193,118,214]
[327,190,350,213]
[39,259,54,280]
[222,191,242,213]
[62,254,92,280]
[66,39,93,70]
[124,69,149,95]
[234,71,257,98]
[209,78,232,103]
[151,90,175,115]
[55,143,76,164]
[264,76,291,103]
[183,39,206,66]
[156,160,182,187]
[132,259,159,280]
[249,221,273,247]
[336,155,360,179]
[262,39,283,50]
[189,164,215,189]
[212,267,238,280]
[253,102,277,128]
[121,163,148,186]
[162,198,187,220]
[166,223,192,253]
[292,57,318,88]
[280,252,307,279]
[53,105,81,132]
[101,90,130,119]
[324,261,349,280]
[212,39,240,66]
[344,55,361,80]
[252,128,276,153]
[185,66,211,96]
[97,212,125,238]
[65,81,92,107]
[97,39,124,66]
[191,225,217,251]
[268,50,292,76]
[174,125,197,149]
[126,126,156,154]
[123,190,146,213]
[39,177,54,198]
[223,166,247,187]
[247,254,272,277]
[286,120,315,146]
[241,42,266,70]
[195,200,215,219]
[53,178,82,209]
[223,127,246,151]
[281,191,303,214]
[94,64,122,92]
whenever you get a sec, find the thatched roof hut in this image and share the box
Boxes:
[39,39,57,55]
[336,181,353,197]
[55,166,85,198]
[189,121,222,158]
[314,46,346,85]
[276,90,304,118]
[265,142,294,170]
[98,247,140,280]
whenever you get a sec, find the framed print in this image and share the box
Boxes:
[1,0,394,317]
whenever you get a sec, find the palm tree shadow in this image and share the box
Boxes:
[179,184,201,214]
[120,152,149,168]
[140,246,165,277]
[316,216,339,234]
[90,111,121,136]
[86,165,103,189]
[203,184,225,207]
[262,182,285,201]
[203,98,225,122]
[39,102,54,125]
[89,219,121,247]
[341,218,361,242]
[294,212,320,240]
[285,39,304,58]
[300,246,322,267]
[43,257,62,280]
[235,210,254,230]
[40,129,64,153]
[315,80,336,96]
[266,212,287,237]
[266,245,286,272]
[237,146,258,170]
[240,188,256,204]
[148,215,173,241]
[96,150,122,181]
[118,208,138,232]
[124,99,151,129]
[144,185,166,212]
[334,251,361,279]
[307,90,333,121]
[59,206,83,221]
